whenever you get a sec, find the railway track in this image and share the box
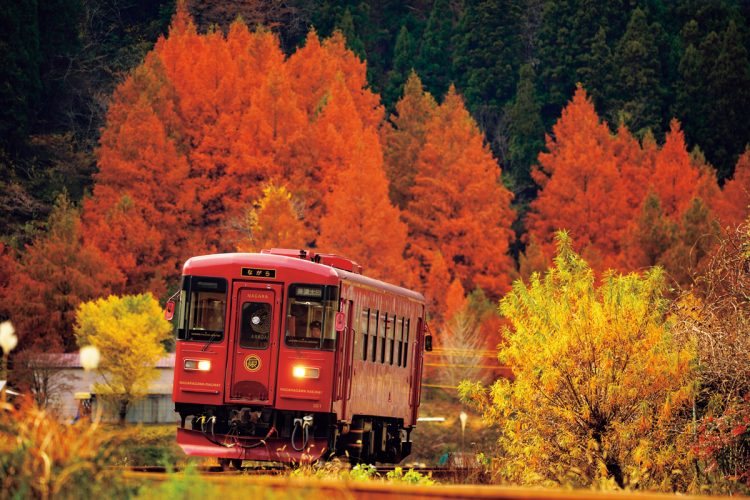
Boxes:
[119,466,717,500]
[122,464,482,481]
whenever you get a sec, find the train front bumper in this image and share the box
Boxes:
[176,427,329,463]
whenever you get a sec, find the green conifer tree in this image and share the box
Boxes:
[577,26,616,123]
[416,0,456,99]
[537,0,630,124]
[384,25,415,109]
[613,8,664,137]
[335,7,367,61]
[506,64,545,191]
[453,0,523,111]
[706,20,750,180]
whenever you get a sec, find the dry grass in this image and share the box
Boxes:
[0,396,132,499]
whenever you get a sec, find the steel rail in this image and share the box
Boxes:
[120,469,720,500]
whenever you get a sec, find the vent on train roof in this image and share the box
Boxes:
[261,248,363,274]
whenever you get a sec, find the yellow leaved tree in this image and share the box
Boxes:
[460,232,697,490]
[75,294,172,425]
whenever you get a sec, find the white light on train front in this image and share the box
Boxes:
[184,359,211,371]
[292,366,320,379]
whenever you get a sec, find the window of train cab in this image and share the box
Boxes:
[175,276,228,343]
[285,284,339,351]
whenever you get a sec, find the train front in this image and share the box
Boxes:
[170,253,341,465]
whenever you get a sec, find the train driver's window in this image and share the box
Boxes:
[180,276,227,342]
[239,302,271,349]
[285,284,338,350]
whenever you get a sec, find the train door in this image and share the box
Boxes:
[335,299,355,420]
[409,314,426,423]
[226,284,282,404]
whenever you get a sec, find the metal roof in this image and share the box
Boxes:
[184,252,425,303]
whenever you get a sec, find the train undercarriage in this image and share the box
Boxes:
[175,403,413,466]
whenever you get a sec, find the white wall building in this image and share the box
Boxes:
[26,352,178,424]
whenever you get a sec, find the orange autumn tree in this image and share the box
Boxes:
[383,71,437,209]
[318,123,409,284]
[650,120,708,219]
[527,86,635,274]
[85,8,391,294]
[624,121,721,274]
[716,148,750,228]
[83,89,198,295]
[237,184,312,252]
[423,250,451,319]
[527,88,723,280]
[5,195,122,352]
[406,86,516,296]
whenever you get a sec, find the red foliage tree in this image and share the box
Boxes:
[406,86,516,296]
[716,148,750,228]
[527,86,633,273]
[318,123,409,284]
[650,119,704,220]
[5,195,122,352]
[237,184,312,252]
[382,71,437,209]
[84,8,389,294]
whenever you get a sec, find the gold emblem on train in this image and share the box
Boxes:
[244,354,261,372]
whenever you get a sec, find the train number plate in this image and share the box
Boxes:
[241,267,276,278]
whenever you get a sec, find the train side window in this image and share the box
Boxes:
[381,313,388,364]
[396,317,404,367]
[285,284,339,351]
[388,315,395,365]
[361,308,370,361]
[371,310,379,362]
[403,318,410,368]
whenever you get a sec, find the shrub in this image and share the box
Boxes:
[460,232,697,490]
[0,397,132,499]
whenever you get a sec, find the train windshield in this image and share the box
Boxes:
[285,284,338,350]
[175,276,228,342]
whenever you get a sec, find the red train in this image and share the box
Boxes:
[168,249,431,467]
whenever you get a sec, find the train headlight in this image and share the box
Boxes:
[292,366,319,379]
[184,359,211,371]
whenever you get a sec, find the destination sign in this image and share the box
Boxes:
[295,286,323,298]
[241,267,276,278]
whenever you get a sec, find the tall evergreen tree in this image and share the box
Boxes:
[506,64,545,191]
[577,26,616,123]
[0,0,41,150]
[674,2,750,180]
[383,25,415,109]
[335,7,367,61]
[613,7,664,138]
[706,20,750,180]
[453,0,523,111]
[415,0,456,99]
[537,0,630,124]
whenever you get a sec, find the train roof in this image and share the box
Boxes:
[183,253,425,303]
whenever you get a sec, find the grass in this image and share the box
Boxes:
[408,390,497,467]
[109,424,187,467]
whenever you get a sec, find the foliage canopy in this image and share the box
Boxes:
[461,232,696,490]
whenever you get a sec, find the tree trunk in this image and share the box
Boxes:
[118,399,129,426]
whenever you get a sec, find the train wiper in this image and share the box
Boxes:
[201,331,220,352]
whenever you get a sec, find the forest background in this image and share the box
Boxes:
[1,0,750,355]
